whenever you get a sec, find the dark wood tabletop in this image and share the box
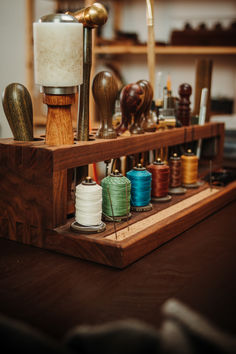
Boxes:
[0,200,235,340]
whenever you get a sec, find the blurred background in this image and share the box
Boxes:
[0,0,236,165]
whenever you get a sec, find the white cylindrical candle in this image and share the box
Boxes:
[33,17,83,87]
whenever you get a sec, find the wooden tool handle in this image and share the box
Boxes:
[177,83,192,126]
[2,83,33,141]
[128,83,145,135]
[92,71,118,139]
[117,83,145,136]
[43,94,75,146]
[137,80,156,132]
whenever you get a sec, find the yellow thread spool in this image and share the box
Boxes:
[181,149,198,185]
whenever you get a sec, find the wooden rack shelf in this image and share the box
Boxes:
[1,122,235,268]
[94,45,236,55]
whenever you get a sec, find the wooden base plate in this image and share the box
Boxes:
[1,181,236,269]
[169,187,187,195]
[131,204,153,212]
[102,213,132,223]
[183,181,202,189]
[151,194,172,203]
[70,221,106,234]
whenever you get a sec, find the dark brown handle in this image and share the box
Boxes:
[116,83,145,136]
[2,83,33,141]
[92,71,118,139]
[177,83,192,126]
[125,83,145,135]
[137,79,156,132]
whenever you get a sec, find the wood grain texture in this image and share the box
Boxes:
[176,83,192,126]
[0,122,224,171]
[92,71,118,139]
[2,83,33,141]
[116,83,144,135]
[51,122,224,171]
[137,80,156,132]
[0,122,227,268]
[192,59,212,122]
[46,181,236,268]
[43,94,75,146]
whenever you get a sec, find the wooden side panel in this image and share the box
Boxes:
[52,169,68,227]
[0,143,54,243]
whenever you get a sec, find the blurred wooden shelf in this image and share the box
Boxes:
[94,45,236,55]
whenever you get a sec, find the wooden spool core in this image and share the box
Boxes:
[43,94,75,146]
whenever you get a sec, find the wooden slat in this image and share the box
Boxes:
[192,59,213,121]
[52,123,224,170]
[94,45,236,55]
[0,122,224,170]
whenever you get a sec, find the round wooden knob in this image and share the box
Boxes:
[137,80,156,132]
[92,71,118,139]
[178,83,192,98]
[2,83,33,141]
[117,83,144,135]
[177,83,192,126]
[137,80,153,116]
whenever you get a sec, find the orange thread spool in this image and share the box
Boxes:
[169,153,182,188]
[147,159,170,197]
[181,149,198,185]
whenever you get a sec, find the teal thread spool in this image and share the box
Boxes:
[126,164,152,212]
[101,169,131,222]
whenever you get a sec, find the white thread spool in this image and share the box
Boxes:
[75,177,102,227]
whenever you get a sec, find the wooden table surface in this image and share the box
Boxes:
[0,200,236,340]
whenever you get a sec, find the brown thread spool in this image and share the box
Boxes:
[169,153,182,188]
[147,159,171,202]
[169,153,187,195]
[181,149,199,186]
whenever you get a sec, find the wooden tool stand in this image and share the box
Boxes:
[0,122,235,268]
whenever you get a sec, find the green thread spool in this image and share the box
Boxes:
[101,170,131,219]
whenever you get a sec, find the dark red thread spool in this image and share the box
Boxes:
[169,153,182,188]
[147,159,170,198]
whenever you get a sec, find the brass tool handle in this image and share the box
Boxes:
[77,27,92,141]
[66,2,108,28]
[2,83,33,141]
[92,71,118,139]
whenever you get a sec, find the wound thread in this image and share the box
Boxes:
[75,177,102,226]
[181,150,198,185]
[126,165,152,207]
[101,171,131,217]
[147,159,170,198]
[169,153,182,188]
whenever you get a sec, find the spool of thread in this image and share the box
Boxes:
[181,149,199,187]
[126,164,152,211]
[101,170,131,221]
[71,177,106,233]
[169,153,187,195]
[169,153,182,188]
[147,159,172,202]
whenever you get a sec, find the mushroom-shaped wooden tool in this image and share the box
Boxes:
[2,83,33,141]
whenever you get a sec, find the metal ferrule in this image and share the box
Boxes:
[41,86,78,95]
